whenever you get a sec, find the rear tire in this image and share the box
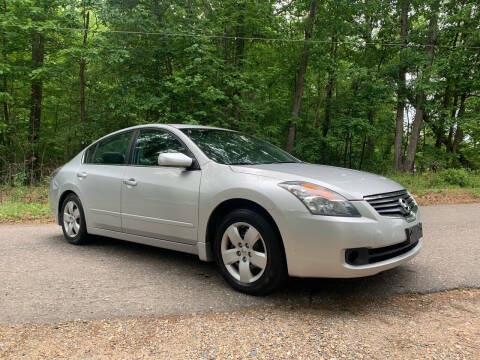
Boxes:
[60,193,88,245]
[213,208,287,295]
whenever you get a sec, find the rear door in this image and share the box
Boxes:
[121,128,201,245]
[77,131,133,232]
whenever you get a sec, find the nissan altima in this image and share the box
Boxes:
[49,124,422,295]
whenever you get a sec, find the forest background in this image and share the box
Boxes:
[0,0,479,221]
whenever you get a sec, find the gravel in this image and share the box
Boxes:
[1,289,479,359]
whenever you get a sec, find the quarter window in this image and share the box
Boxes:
[132,129,189,166]
[83,145,96,164]
[92,131,132,165]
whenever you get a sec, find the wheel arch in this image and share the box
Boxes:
[204,198,286,263]
[57,190,78,224]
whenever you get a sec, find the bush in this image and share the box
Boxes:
[437,169,471,187]
[390,169,479,192]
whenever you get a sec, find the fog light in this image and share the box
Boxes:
[345,249,359,264]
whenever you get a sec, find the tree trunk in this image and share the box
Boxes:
[446,93,458,152]
[29,29,44,176]
[433,31,459,150]
[393,0,409,171]
[434,83,451,148]
[322,74,334,137]
[358,134,367,170]
[434,125,444,149]
[348,134,353,168]
[343,134,348,167]
[365,109,376,159]
[1,76,7,124]
[312,78,326,128]
[322,34,337,138]
[286,0,318,152]
[79,10,89,124]
[452,93,466,162]
[232,0,246,127]
[403,2,439,172]
[1,0,9,126]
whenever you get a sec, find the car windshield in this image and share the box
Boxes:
[181,128,299,165]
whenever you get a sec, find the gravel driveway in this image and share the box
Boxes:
[1,290,479,359]
[1,203,479,324]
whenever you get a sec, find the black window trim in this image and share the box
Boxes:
[81,127,200,169]
[81,129,135,166]
[126,127,200,170]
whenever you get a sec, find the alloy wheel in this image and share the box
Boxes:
[221,222,267,283]
[63,201,81,237]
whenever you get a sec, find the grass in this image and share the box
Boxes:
[1,169,479,223]
[0,186,53,223]
[388,169,480,205]
[0,201,51,220]
[389,169,480,194]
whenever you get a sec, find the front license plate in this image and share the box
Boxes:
[406,223,423,243]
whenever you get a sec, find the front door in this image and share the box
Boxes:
[78,130,133,232]
[121,129,201,245]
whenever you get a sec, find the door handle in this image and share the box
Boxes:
[123,178,137,186]
[76,171,88,179]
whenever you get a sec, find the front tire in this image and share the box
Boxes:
[213,208,287,295]
[60,194,88,245]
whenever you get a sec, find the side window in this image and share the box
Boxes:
[133,129,189,166]
[92,131,132,165]
[83,144,96,164]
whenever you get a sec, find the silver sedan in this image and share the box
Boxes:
[49,124,422,295]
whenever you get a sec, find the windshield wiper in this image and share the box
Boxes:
[262,161,298,164]
[229,162,259,165]
[230,161,298,165]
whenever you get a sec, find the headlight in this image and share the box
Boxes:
[279,181,360,217]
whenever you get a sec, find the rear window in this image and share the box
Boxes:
[91,131,133,165]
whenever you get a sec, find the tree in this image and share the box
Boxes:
[393,0,409,171]
[0,0,479,184]
[403,1,440,172]
[28,19,45,176]
[79,5,89,124]
[286,0,317,152]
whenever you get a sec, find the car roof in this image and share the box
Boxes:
[168,124,231,131]
[118,124,231,131]
[88,124,234,148]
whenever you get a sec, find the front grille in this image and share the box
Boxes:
[345,239,419,266]
[364,190,416,218]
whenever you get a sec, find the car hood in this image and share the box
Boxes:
[229,163,404,200]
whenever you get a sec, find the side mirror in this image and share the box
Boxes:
[158,152,193,168]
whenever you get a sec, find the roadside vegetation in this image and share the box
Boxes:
[0,169,478,224]
[0,185,52,223]
[390,169,480,205]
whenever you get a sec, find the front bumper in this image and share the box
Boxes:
[272,200,422,278]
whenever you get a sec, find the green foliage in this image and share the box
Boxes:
[0,185,50,221]
[0,200,50,220]
[0,0,479,185]
[390,170,480,193]
[436,169,471,188]
[1,185,49,203]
